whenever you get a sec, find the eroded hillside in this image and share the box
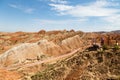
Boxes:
[0,30,83,54]
[31,49,120,80]
[0,30,120,80]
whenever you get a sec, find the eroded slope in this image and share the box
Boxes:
[31,49,120,80]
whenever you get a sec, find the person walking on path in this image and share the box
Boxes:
[116,40,119,46]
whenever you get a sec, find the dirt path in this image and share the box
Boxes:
[7,48,81,70]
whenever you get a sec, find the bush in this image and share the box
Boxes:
[113,45,119,51]
[102,45,109,51]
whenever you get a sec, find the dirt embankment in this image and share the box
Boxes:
[0,68,21,80]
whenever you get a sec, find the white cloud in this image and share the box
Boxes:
[50,0,68,4]
[92,0,119,7]
[24,8,35,14]
[9,4,35,14]
[9,4,18,8]
[38,0,68,4]
[103,15,120,23]
[49,0,120,17]
[102,14,120,30]
[49,4,73,11]
[35,0,120,31]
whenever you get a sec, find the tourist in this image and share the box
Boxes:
[100,37,104,46]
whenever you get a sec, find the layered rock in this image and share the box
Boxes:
[0,35,83,67]
[61,35,83,49]
[37,39,63,56]
[0,30,83,54]
[0,43,45,67]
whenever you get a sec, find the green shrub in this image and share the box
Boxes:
[102,45,109,51]
[113,45,119,51]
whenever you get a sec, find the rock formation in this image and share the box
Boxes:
[0,30,119,80]
[0,35,84,67]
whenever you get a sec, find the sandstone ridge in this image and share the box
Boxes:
[0,35,83,67]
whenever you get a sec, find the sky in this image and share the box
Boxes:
[0,0,120,32]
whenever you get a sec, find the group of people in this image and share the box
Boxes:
[87,35,119,51]
[92,37,119,47]
[91,36,119,51]
[92,37,104,47]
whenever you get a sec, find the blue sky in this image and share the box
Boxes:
[0,0,120,32]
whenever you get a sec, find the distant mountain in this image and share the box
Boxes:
[111,30,120,33]
[94,30,120,34]
[95,31,107,34]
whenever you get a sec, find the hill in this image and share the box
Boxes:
[0,30,120,80]
[31,49,120,80]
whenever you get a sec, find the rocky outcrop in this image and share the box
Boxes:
[61,35,83,49]
[0,30,83,54]
[37,39,63,56]
[0,43,46,67]
[0,35,84,67]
